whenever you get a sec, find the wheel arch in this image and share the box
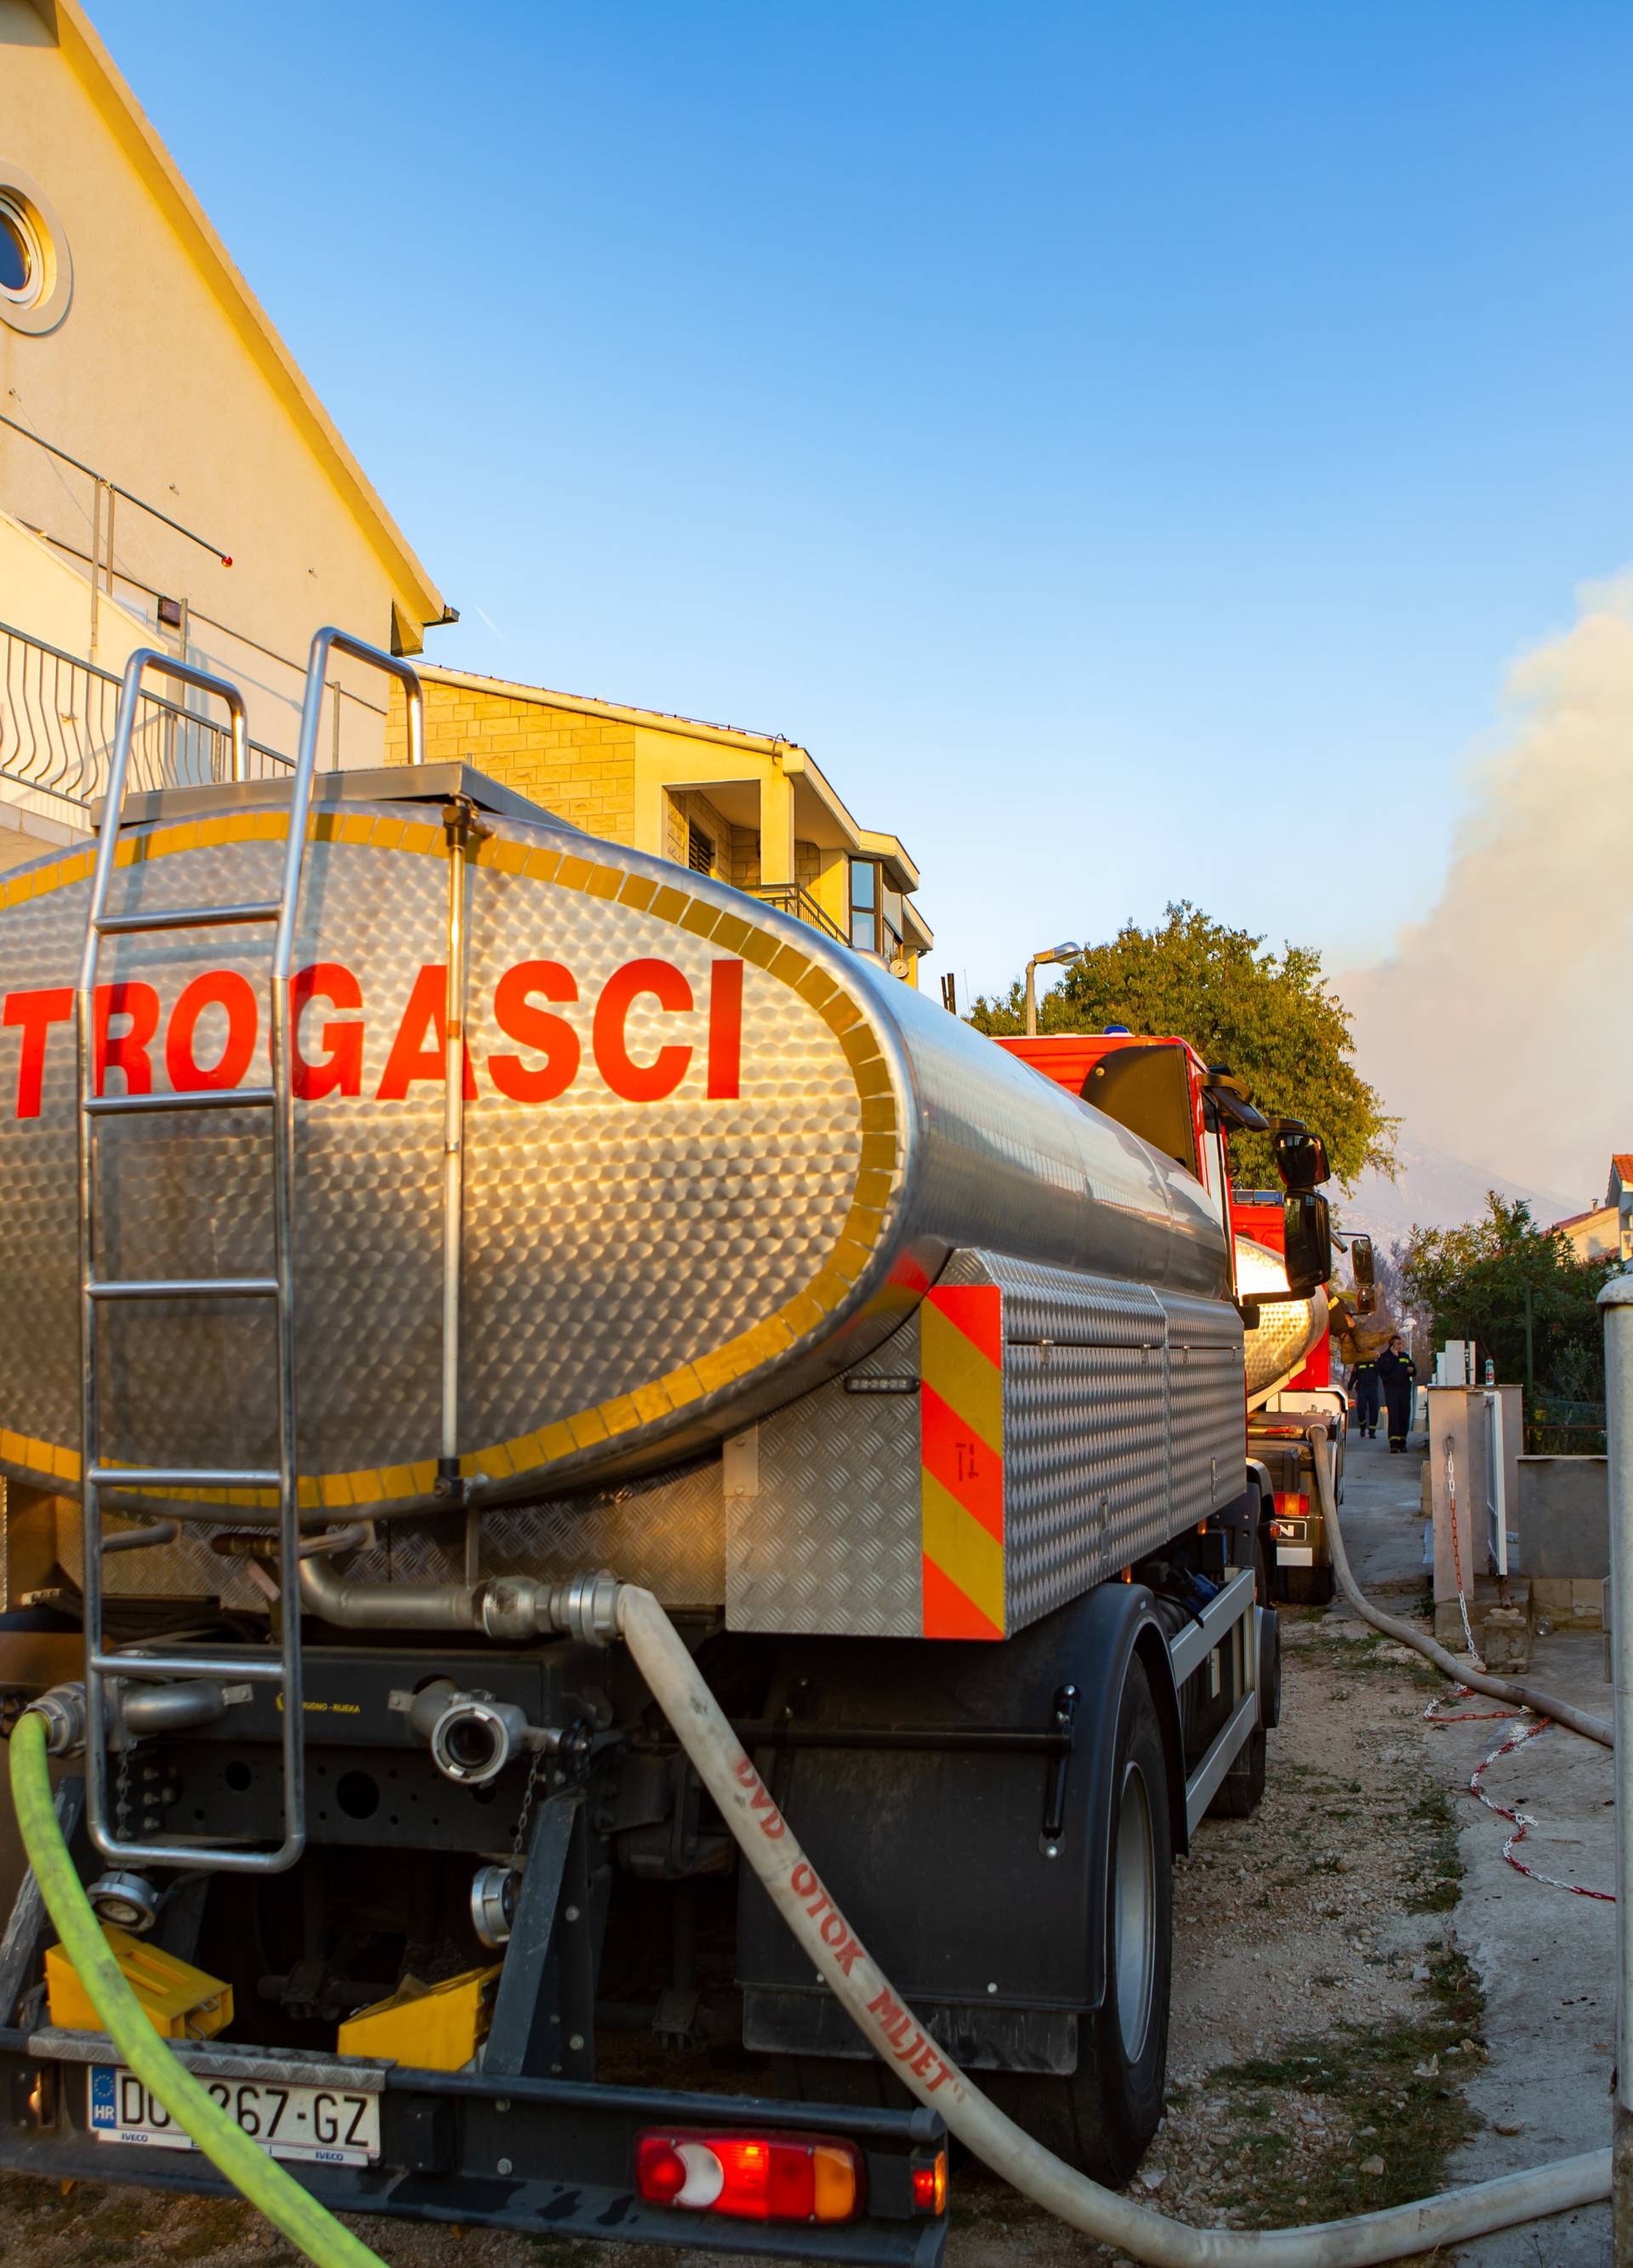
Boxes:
[732,1576,1186,2061]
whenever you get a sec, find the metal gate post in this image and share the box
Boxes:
[1599,1272,1633,2266]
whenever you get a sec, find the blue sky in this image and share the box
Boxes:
[93,1,1633,1011]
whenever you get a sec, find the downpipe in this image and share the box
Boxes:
[1596,1275,1633,2264]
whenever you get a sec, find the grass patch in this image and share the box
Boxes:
[1299,1630,1443,1695]
[1406,1786,1464,1914]
[1203,1947,1484,2226]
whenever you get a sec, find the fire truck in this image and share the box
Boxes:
[0,636,1341,2260]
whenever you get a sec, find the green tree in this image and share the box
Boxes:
[1402,1194,1614,1408]
[969,901,1393,1191]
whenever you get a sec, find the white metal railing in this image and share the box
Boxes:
[0,617,291,816]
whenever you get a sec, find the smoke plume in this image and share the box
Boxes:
[1343,573,1633,1211]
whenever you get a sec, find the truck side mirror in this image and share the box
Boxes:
[1350,1232,1377,1316]
[1284,1192,1333,1297]
[1272,1118,1329,1192]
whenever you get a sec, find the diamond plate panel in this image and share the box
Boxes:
[725,1321,922,1636]
[724,1249,1248,1640]
[54,1502,265,1610]
[296,1461,727,1607]
[942,1249,1169,1346]
[1004,1342,1170,1629]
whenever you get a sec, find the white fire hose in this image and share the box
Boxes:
[1310,1436,1613,1749]
[617,1583,1610,2264]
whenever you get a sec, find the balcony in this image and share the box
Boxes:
[0,617,291,822]
[740,880,846,944]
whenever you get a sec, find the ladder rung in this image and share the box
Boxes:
[87,1086,276,1117]
[89,1464,280,1491]
[88,1276,279,1303]
[96,901,281,935]
[90,1651,286,1684]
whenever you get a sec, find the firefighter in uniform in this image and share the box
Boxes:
[1376,1335,1417,1454]
[1350,1353,1381,1439]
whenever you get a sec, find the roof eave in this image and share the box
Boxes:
[37,0,444,631]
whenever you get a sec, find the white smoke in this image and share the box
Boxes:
[1343,572,1633,1210]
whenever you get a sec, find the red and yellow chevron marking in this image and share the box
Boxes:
[919,1284,1004,1640]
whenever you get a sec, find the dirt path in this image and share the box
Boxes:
[0,1606,1483,2268]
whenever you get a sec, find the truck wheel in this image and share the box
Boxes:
[989,1653,1172,2185]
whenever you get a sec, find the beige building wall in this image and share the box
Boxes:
[0,0,442,800]
[384,676,637,844]
[384,667,935,984]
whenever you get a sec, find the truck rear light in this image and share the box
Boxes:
[912,2150,948,2213]
[634,2130,862,2221]
[1273,1491,1307,1518]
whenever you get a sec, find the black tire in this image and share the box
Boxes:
[987,1653,1173,2185]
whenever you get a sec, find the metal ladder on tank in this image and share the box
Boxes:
[76,628,425,1876]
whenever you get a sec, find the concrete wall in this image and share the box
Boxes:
[1517,1455,1608,1626]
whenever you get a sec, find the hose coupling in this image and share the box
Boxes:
[543,1570,623,1645]
[87,1869,160,1934]
[469,1862,518,1947]
[475,1576,545,1643]
[429,1691,532,1787]
[26,1682,86,1757]
[400,1680,571,1788]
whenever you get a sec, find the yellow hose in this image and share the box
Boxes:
[9,1710,385,2268]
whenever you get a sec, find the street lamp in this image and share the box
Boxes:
[1023,940,1083,1037]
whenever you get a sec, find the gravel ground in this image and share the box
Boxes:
[0,1604,1482,2268]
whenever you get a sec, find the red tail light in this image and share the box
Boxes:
[913,2151,948,2212]
[635,2129,862,2221]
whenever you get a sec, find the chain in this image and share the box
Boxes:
[509,1746,544,1873]
[1444,1437,1485,1668]
[114,1736,135,1843]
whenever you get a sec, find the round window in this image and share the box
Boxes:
[0,171,71,335]
[0,207,31,296]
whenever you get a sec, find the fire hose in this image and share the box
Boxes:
[7,1708,387,2268]
[1311,1435,1613,1750]
[9,1545,1613,2266]
[613,1582,1610,2265]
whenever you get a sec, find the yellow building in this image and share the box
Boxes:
[0,0,447,868]
[386,667,934,981]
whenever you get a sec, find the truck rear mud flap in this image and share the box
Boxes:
[0,2026,948,2265]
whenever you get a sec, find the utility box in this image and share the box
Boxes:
[1426,1384,1523,1651]
[1436,1341,1477,1387]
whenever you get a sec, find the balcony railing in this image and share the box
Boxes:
[0,617,291,819]
[742,880,846,943]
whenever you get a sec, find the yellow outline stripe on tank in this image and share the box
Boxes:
[2,811,900,1508]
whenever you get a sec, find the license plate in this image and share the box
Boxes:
[88,2065,381,2164]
